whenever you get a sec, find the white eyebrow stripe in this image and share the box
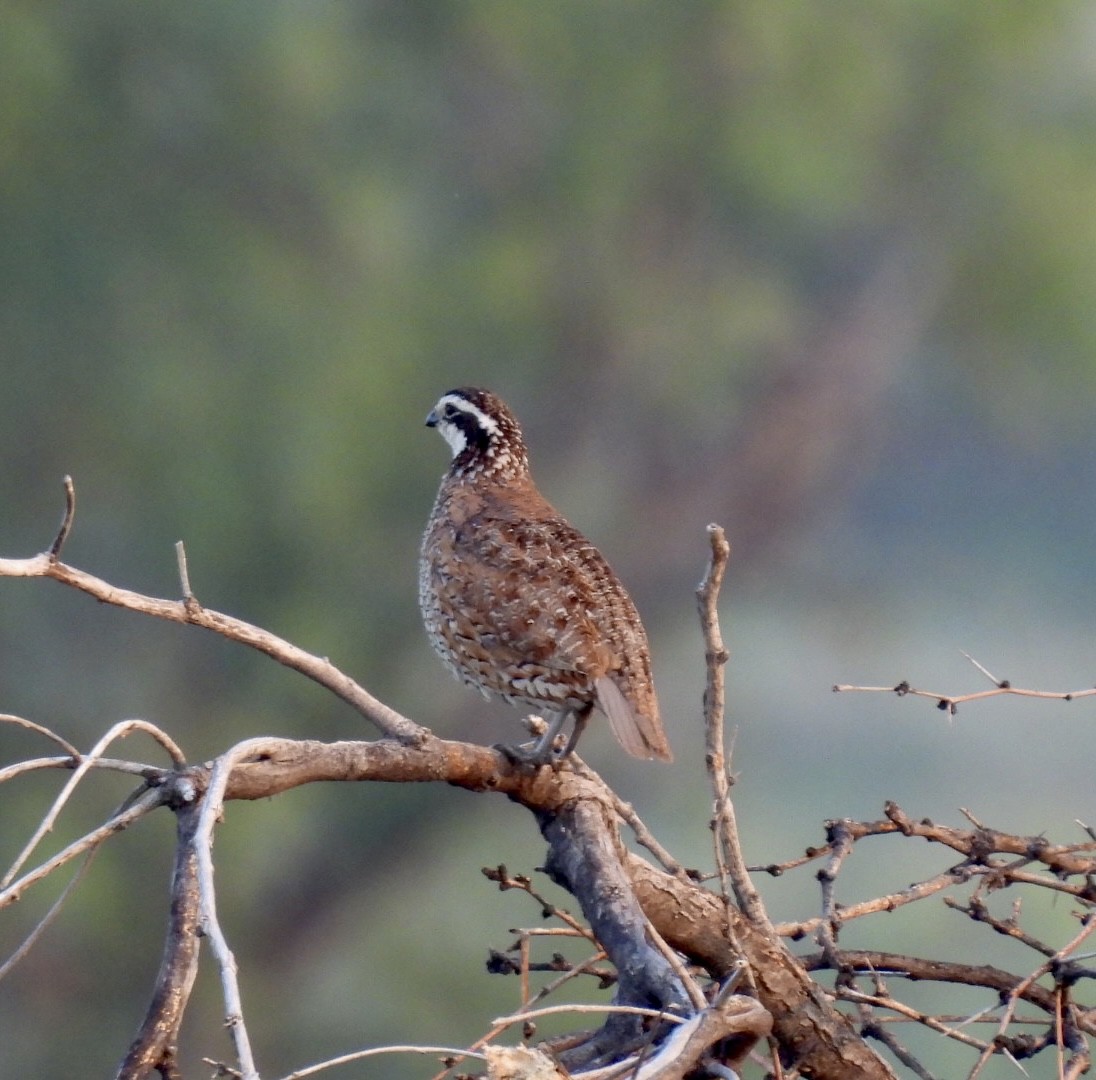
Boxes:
[438,394,500,437]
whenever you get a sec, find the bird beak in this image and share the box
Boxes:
[425,409,439,428]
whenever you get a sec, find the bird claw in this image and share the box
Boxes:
[492,739,565,768]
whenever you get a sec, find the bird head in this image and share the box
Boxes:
[426,387,529,479]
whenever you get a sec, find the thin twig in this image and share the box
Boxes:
[571,758,687,878]
[0,755,167,785]
[696,525,766,929]
[645,917,708,1012]
[175,540,194,602]
[839,988,990,1053]
[870,1014,1049,1028]
[0,848,98,982]
[275,1046,486,1080]
[529,949,612,1002]
[493,1003,687,1028]
[0,713,80,758]
[860,1010,940,1080]
[833,678,1096,715]
[2,718,185,890]
[482,864,598,943]
[194,739,279,1080]
[944,894,1055,957]
[0,788,162,911]
[960,652,1001,686]
[778,867,969,939]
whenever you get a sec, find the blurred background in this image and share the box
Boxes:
[3,3,1096,1077]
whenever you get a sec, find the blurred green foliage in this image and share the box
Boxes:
[3,3,1096,1077]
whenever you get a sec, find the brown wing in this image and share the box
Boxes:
[442,500,671,761]
[557,525,671,761]
[445,513,614,678]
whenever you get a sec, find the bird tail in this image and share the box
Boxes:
[595,677,673,762]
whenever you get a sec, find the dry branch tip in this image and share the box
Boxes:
[48,475,76,559]
[175,540,197,606]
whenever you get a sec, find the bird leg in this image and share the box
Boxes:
[495,704,596,766]
[559,705,591,759]
[495,709,572,766]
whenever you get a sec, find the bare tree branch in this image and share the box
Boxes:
[0,789,163,913]
[0,478,425,746]
[6,487,1096,1077]
[2,718,184,890]
[0,849,98,983]
[625,851,901,1078]
[539,798,691,1069]
[802,950,1095,1031]
[0,754,166,785]
[834,657,1096,715]
[0,712,80,757]
[116,802,203,1080]
[48,474,76,558]
[276,1045,487,1080]
[193,741,278,1080]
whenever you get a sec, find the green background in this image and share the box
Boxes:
[3,3,1096,1077]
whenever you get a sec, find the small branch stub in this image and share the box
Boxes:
[175,541,200,615]
[48,476,76,560]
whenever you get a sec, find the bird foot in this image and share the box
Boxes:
[493,739,566,768]
[494,711,573,767]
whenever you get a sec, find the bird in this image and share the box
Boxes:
[418,387,672,765]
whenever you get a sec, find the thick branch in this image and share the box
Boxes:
[116,804,203,1080]
[193,728,897,1077]
[626,852,898,1079]
[540,800,691,1069]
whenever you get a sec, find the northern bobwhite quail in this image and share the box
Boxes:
[418,387,672,765]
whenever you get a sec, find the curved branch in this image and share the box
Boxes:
[0,480,425,747]
[2,718,185,891]
[48,474,76,558]
[0,713,80,758]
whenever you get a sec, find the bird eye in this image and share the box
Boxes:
[442,402,460,420]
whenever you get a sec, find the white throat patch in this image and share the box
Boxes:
[439,422,467,458]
